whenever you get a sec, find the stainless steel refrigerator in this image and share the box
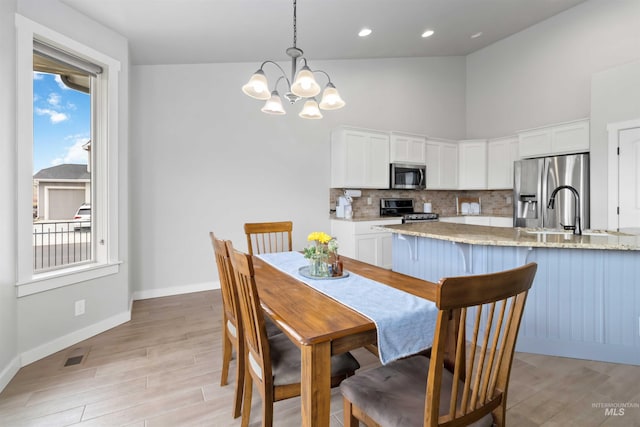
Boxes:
[513,153,589,230]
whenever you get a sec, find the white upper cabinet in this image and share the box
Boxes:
[458,139,487,189]
[331,127,390,189]
[487,136,519,189]
[426,139,458,189]
[390,132,427,165]
[518,119,589,159]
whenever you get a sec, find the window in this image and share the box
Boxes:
[33,45,95,272]
[16,15,121,296]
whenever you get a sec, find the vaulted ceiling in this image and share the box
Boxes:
[61,0,587,65]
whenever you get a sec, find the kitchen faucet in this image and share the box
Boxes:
[547,185,582,235]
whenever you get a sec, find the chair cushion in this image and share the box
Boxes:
[264,316,283,338]
[340,355,493,427]
[269,333,360,386]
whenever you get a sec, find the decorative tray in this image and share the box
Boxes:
[298,266,350,280]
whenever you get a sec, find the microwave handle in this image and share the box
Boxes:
[419,168,425,186]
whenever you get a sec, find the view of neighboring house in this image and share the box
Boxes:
[33,163,90,220]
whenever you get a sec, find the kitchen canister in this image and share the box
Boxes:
[423,202,432,213]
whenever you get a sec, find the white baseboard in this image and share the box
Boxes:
[132,281,219,301]
[20,309,131,367]
[1,281,220,393]
[0,355,20,393]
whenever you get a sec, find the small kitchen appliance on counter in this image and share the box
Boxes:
[380,198,439,223]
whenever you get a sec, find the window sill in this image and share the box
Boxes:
[16,261,123,297]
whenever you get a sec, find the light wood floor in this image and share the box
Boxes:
[1,290,639,426]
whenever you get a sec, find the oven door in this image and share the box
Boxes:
[390,163,426,189]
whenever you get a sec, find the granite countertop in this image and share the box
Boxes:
[330,214,403,222]
[375,222,640,251]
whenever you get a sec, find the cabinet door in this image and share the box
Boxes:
[552,120,589,154]
[425,141,442,189]
[355,235,378,266]
[440,143,459,189]
[426,140,458,189]
[518,129,551,159]
[458,140,487,189]
[390,133,426,164]
[331,128,389,188]
[368,133,391,188]
[487,137,518,189]
[380,234,394,269]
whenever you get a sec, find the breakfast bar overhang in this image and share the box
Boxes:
[376,222,640,365]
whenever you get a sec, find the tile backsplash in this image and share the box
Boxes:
[329,188,513,218]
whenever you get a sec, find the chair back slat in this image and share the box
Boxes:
[210,233,240,329]
[227,242,273,392]
[425,262,537,427]
[244,221,293,255]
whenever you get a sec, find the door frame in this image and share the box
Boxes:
[607,118,640,231]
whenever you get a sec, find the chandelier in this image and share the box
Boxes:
[241,0,345,119]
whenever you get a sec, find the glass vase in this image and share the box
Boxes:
[309,254,329,277]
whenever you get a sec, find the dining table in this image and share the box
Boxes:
[252,254,457,427]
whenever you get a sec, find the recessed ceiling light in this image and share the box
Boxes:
[421,30,435,38]
[471,32,483,39]
[358,28,372,37]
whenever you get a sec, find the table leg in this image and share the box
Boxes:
[300,341,331,427]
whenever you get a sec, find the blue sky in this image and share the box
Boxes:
[33,72,90,174]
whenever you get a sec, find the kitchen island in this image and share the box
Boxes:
[376,222,640,365]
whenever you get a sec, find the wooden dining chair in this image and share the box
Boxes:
[340,262,538,427]
[210,232,283,419]
[244,221,293,255]
[210,232,246,418]
[227,241,361,427]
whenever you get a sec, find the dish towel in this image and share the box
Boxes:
[256,251,438,365]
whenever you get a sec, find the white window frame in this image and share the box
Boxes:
[15,15,121,297]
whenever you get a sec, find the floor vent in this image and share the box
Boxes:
[64,355,84,366]
[63,346,90,367]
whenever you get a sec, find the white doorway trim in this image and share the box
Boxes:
[607,118,640,231]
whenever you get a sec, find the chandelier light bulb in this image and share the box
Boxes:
[319,83,345,110]
[299,99,323,119]
[242,70,271,100]
[261,91,286,115]
[291,66,321,98]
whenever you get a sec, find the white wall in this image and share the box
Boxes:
[130,56,466,294]
[466,0,640,228]
[0,0,20,391]
[591,60,640,229]
[8,0,130,368]
[466,0,640,138]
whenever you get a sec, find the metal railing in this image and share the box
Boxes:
[33,220,92,272]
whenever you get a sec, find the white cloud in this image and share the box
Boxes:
[51,136,90,166]
[33,72,45,80]
[54,75,70,90]
[47,93,61,107]
[35,107,69,124]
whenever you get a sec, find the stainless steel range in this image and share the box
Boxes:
[380,198,439,223]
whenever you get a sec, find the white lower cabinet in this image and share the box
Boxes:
[439,216,513,227]
[331,218,402,269]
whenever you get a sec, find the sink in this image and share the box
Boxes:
[524,229,610,237]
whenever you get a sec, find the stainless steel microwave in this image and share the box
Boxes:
[390,163,426,190]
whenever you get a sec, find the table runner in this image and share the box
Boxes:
[256,251,438,364]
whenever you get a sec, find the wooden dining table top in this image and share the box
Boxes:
[252,254,440,349]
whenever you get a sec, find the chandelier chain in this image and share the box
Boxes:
[292,0,297,48]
